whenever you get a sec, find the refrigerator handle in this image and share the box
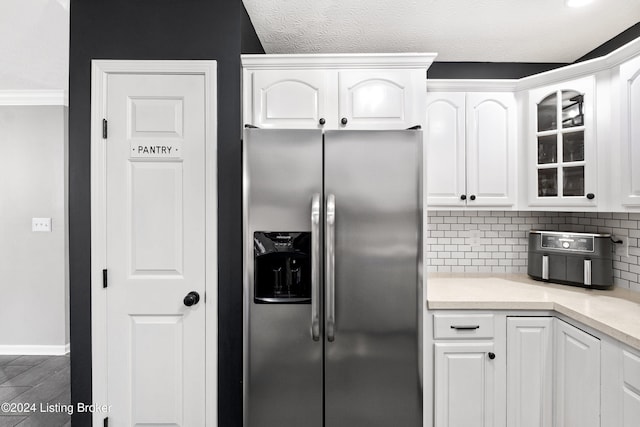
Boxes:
[310,193,321,341]
[326,194,336,342]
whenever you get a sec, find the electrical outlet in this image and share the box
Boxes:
[32,217,52,232]
[469,229,482,246]
[614,235,629,257]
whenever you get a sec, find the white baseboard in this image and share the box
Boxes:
[0,344,70,355]
[0,90,67,106]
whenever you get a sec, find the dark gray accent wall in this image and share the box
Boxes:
[69,0,246,425]
[242,3,265,54]
[576,22,640,62]
[428,62,570,79]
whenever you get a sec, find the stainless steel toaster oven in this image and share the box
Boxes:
[528,230,613,289]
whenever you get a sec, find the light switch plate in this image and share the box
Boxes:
[32,217,52,232]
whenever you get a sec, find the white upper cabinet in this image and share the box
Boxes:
[467,93,517,206]
[242,54,435,130]
[528,76,597,207]
[619,55,640,206]
[337,69,422,129]
[426,91,517,208]
[425,92,466,206]
[250,69,332,129]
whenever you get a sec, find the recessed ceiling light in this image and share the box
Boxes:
[566,0,594,7]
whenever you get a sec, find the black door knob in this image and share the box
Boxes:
[470,195,476,201]
[341,117,348,125]
[488,352,496,360]
[183,291,200,307]
[319,118,326,125]
[460,194,467,200]
[586,193,595,200]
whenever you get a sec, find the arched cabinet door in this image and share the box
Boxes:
[620,55,640,206]
[338,69,423,129]
[425,92,467,207]
[251,70,332,129]
[466,93,517,207]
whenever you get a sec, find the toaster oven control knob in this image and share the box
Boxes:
[470,195,476,201]
[488,352,496,360]
[341,117,348,125]
[318,118,326,125]
[587,193,595,200]
[562,241,570,249]
[460,194,467,200]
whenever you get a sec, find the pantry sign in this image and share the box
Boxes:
[130,142,182,158]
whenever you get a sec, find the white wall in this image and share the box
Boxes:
[0,0,69,92]
[0,105,68,354]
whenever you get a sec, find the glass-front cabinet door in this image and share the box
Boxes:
[529,76,596,207]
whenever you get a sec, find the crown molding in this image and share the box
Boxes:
[242,53,438,70]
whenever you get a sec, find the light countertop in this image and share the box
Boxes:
[427,274,640,351]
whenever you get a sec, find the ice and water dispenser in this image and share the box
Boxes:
[528,230,613,289]
[253,232,312,303]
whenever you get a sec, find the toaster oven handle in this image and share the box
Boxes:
[584,259,592,286]
[542,255,549,280]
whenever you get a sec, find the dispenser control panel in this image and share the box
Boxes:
[540,232,594,252]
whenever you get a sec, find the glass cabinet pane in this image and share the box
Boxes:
[562,131,584,162]
[561,90,584,129]
[538,135,557,164]
[538,93,557,132]
[538,169,558,197]
[563,166,585,196]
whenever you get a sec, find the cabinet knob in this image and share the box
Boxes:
[587,193,595,200]
[488,352,496,360]
[319,118,326,125]
[460,194,467,201]
[470,195,476,201]
[341,117,348,125]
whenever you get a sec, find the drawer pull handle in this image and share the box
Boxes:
[450,325,480,330]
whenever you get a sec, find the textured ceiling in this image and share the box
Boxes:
[243,0,640,62]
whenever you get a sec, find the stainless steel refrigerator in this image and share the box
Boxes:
[243,128,423,427]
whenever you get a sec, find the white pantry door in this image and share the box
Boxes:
[105,72,206,426]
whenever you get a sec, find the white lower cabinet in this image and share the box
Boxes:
[506,317,553,427]
[432,313,503,427]
[622,347,640,427]
[554,318,601,427]
[433,313,606,427]
[434,342,498,427]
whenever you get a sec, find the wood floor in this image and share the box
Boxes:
[0,355,70,427]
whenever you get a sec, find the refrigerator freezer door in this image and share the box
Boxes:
[244,129,323,427]
[324,130,423,427]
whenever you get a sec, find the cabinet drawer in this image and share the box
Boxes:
[623,348,640,391]
[433,314,495,339]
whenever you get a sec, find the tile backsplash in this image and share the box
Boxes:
[426,211,640,293]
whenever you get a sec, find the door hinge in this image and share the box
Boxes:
[102,119,108,139]
[103,416,109,427]
[103,269,108,288]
